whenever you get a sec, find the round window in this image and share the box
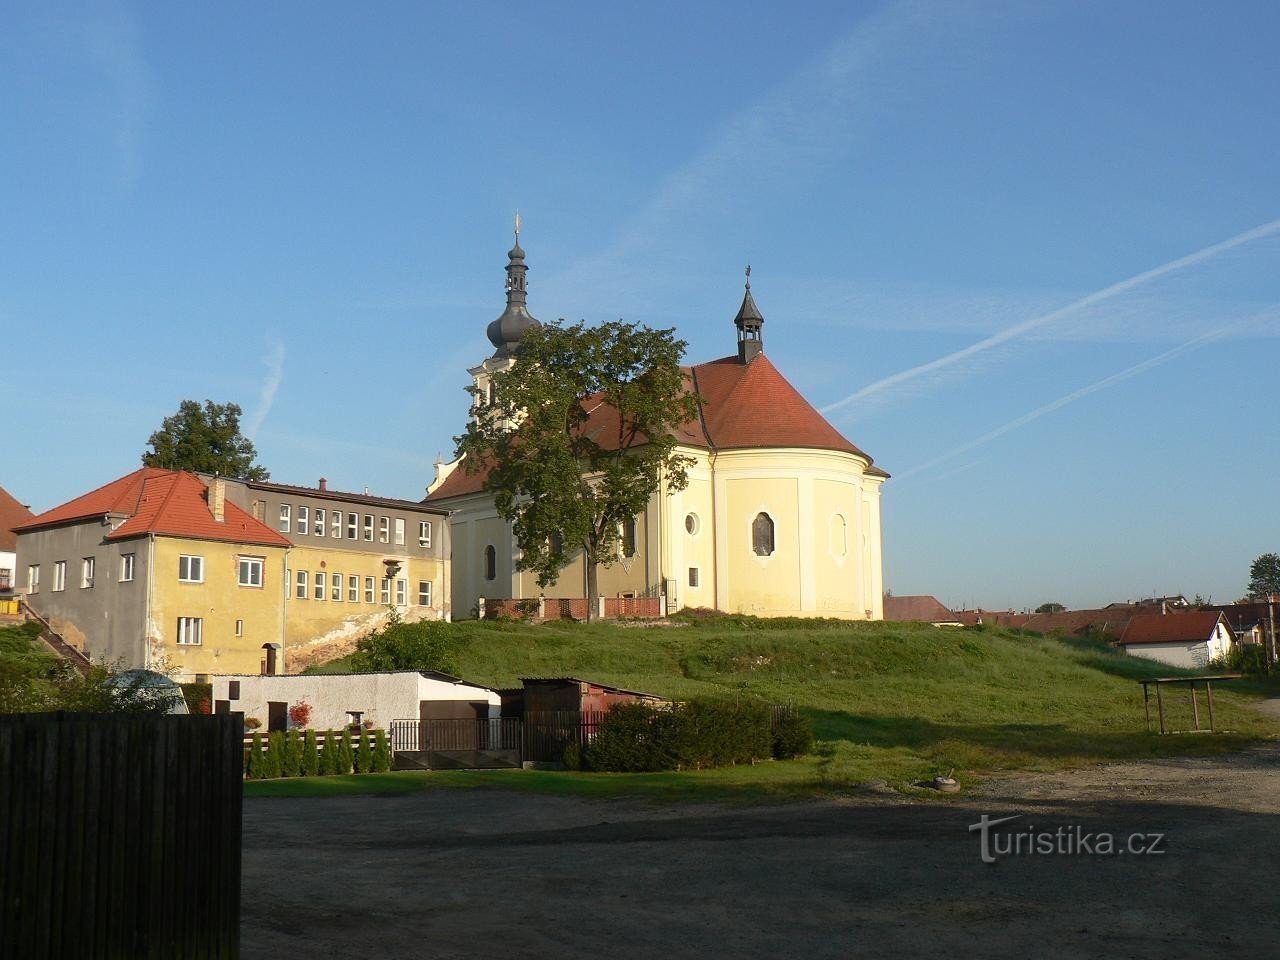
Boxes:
[684,513,700,535]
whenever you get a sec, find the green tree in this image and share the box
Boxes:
[301,730,320,776]
[349,620,461,673]
[1035,602,1066,614]
[1247,553,1280,599]
[456,320,699,619]
[142,399,269,480]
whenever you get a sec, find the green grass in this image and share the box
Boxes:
[267,615,1280,799]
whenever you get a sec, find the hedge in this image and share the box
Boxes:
[244,728,395,779]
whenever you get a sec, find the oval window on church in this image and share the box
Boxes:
[685,513,700,535]
[752,512,775,557]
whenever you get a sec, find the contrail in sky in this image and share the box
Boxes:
[245,340,285,441]
[893,326,1236,481]
[821,217,1280,417]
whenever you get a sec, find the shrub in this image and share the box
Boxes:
[320,731,343,775]
[338,729,355,774]
[372,730,393,773]
[246,732,265,779]
[262,732,284,779]
[585,702,679,772]
[180,682,212,714]
[584,697,775,772]
[288,700,312,729]
[771,708,815,759]
[302,730,320,776]
[282,729,304,777]
[355,731,373,773]
[349,620,464,674]
[561,740,583,771]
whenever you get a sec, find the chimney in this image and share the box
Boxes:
[319,477,328,491]
[209,477,226,522]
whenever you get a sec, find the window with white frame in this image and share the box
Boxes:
[395,579,406,606]
[363,515,374,542]
[347,513,358,539]
[53,561,66,592]
[419,520,432,547]
[314,508,326,537]
[418,580,432,606]
[379,516,389,543]
[348,575,358,602]
[314,572,325,600]
[120,553,135,582]
[81,557,95,588]
[296,570,308,599]
[178,555,204,583]
[27,564,39,593]
[331,510,342,537]
[235,619,244,637]
[279,504,291,533]
[394,518,405,546]
[176,617,203,645]
[620,516,637,558]
[380,578,391,604]
[238,556,264,588]
[332,573,342,600]
[296,505,309,535]
[364,576,375,603]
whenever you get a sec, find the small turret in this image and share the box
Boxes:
[485,212,541,357]
[735,265,764,363]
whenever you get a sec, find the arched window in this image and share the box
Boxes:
[752,512,775,557]
[484,545,496,581]
[548,531,564,555]
[620,516,637,558]
[487,382,497,406]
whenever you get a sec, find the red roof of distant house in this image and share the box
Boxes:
[0,486,34,553]
[15,468,290,548]
[883,595,958,622]
[1119,612,1228,646]
[428,351,886,501]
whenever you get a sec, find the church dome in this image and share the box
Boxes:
[487,225,539,357]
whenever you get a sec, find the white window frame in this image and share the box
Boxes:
[395,579,406,606]
[379,516,390,544]
[380,578,391,604]
[279,504,291,533]
[332,573,343,601]
[176,616,203,646]
[314,572,325,600]
[235,619,244,637]
[27,564,39,593]
[394,517,405,546]
[418,580,432,606]
[314,508,326,537]
[52,561,66,592]
[419,521,432,547]
[120,553,135,583]
[238,556,264,588]
[348,575,358,602]
[363,515,374,542]
[331,510,343,537]
[296,570,308,599]
[178,555,204,583]
[347,513,358,539]
[364,576,375,603]
[81,557,95,588]
[296,505,309,535]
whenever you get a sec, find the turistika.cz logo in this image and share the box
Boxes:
[969,814,1166,864]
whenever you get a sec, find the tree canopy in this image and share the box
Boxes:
[455,320,700,618]
[1247,553,1280,600]
[348,620,461,674]
[1034,602,1066,614]
[142,399,269,480]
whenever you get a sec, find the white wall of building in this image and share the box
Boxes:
[1122,624,1233,670]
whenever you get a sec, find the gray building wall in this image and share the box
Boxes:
[15,521,151,667]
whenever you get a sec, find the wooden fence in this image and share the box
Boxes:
[0,712,243,960]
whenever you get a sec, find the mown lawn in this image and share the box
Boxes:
[256,615,1280,799]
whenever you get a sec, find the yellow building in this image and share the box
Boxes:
[14,468,291,679]
[429,241,888,619]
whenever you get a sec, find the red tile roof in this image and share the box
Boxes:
[883,595,958,622]
[1119,612,1227,646]
[0,486,34,553]
[428,351,886,501]
[15,468,290,548]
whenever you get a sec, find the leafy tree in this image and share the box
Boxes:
[1247,553,1280,600]
[349,620,461,674]
[302,729,320,776]
[1035,602,1066,614]
[142,399,269,480]
[456,320,699,619]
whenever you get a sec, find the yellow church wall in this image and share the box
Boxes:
[664,458,717,611]
[149,537,287,679]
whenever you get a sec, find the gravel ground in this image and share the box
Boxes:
[242,736,1280,959]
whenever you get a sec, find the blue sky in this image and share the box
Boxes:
[4,1,1279,610]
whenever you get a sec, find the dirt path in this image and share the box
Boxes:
[242,737,1280,959]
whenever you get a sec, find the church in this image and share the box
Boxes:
[427,234,888,619]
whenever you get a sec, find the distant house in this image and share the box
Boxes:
[0,485,34,597]
[210,670,501,732]
[1117,611,1235,669]
[882,595,961,626]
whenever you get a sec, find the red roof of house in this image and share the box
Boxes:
[883,595,958,622]
[15,468,291,548]
[428,351,886,501]
[0,486,34,553]
[1119,611,1227,646]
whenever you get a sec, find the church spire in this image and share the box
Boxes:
[486,214,540,357]
[735,264,764,363]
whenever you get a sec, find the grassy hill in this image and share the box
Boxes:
[304,614,1278,794]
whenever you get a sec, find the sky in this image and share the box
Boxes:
[3,0,1279,611]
